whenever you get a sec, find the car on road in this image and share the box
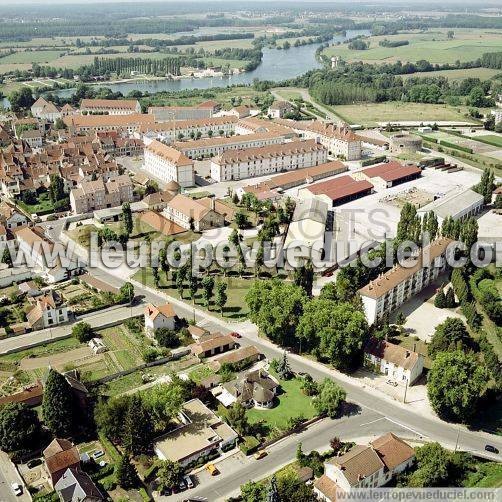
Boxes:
[485,444,499,454]
[229,332,242,338]
[386,379,398,387]
[205,463,219,476]
[11,483,23,496]
[184,475,194,489]
[253,450,268,460]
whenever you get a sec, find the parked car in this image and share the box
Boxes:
[11,483,23,496]
[229,332,242,338]
[253,450,268,460]
[386,379,398,387]
[205,463,219,476]
[92,450,104,460]
[184,475,194,489]
[178,479,187,491]
[485,444,499,454]
[27,458,42,469]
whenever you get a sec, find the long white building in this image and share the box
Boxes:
[358,238,454,325]
[277,120,362,161]
[210,139,328,182]
[143,140,195,188]
[173,131,287,159]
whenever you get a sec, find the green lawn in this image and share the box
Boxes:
[1,49,64,64]
[247,372,316,432]
[330,102,478,127]
[16,192,57,215]
[133,267,251,319]
[473,134,502,148]
[323,29,502,64]
[402,67,501,82]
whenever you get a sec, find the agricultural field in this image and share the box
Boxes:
[323,29,502,65]
[402,67,502,82]
[330,101,480,127]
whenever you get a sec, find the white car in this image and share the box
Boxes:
[11,483,23,496]
[183,474,194,489]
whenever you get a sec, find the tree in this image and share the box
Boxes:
[293,260,314,297]
[312,378,346,418]
[116,454,139,489]
[267,475,280,502]
[157,459,183,493]
[407,442,453,487]
[459,217,478,253]
[445,287,456,308]
[122,202,133,236]
[94,395,131,443]
[215,281,228,315]
[123,395,153,456]
[42,369,75,437]
[154,328,180,349]
[119,282,135,304]
[427,351,487,422]
[201,275,215,308]
[234,211,250,229]
[152,266,160,287]
[329,436,342,453]
[72,321,93,343]
[9,87,34,112]
[473,168,495,204]
[276,351,293,380]
[246,280,307,347]
[494,193,502,210]
[225,403,249,435]
[49,174,65,203]
[0,403,41,452]
[300,374,318,396]
[434,288,447,309]
[188,272,198,303]
[428,318,471,359]
[296,300,368,370]
[396,202,421,244]
[1,247,12,267]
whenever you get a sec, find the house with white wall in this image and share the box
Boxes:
[144,302,177,337]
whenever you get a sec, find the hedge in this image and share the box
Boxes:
[418,134,438,144]
[240,435,260,455]
[438,139,473,154]
[98,432,121,464]
[362,155,387,167]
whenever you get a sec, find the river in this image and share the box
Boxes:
[50,29,369,99]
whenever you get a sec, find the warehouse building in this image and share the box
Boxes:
[300,175,373,206]
[351,161,421,190]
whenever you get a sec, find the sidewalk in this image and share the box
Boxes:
[0,451,31,502]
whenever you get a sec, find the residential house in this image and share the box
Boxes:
[54,467,104,502]
[143,140,195,188]
[141,190,176,211]
[364,338,424,385]
[0,381,43,407]
[27,290,69,330]
[359,238,454,325]
[208,345,262,372]
[218,369,279,408]
[20,129,43,149]
[70,174,134,214]
[0,202,28,229]
[190,333,237,359]
[210,139,328,182]
[144,302,177,337]
[187,324,210,341]
[153,398,238,467]
[80,98,141,115]
[314,433,415,501]
[268,100,294,119]
[18,280,42,297]
[43,438,81,488]
[163,194,225,231]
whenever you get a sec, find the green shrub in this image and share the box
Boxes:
[240,435,260,455]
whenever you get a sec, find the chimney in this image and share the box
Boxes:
[209,194,215,211]
[405,350,410,358]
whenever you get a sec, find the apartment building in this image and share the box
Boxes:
[63,113,155,134]
[163,194,224,231]
[144,140,195,188]
[173,131,287,159]
[358,238,454,325]
[278,120,362,160]
[210,139,328,182]
[141,116,237,142]
[70,174,134,214]
[314,433,415,501]
[80,99,141,115]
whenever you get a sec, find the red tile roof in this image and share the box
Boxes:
[362,161,421,182]
[307,175,373,202]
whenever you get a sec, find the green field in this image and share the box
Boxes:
[1,49,64,64]
[402,67,501,82]
[329,101,479,126]
[474,134,502,148]
[323,29,502,65]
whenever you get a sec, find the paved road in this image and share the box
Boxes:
[164,408,424,501]
[86,266,502,462]
[0,452,30,502]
